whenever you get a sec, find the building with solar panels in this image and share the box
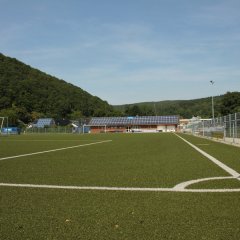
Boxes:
[33,118,55,128]
[88,116,179,133]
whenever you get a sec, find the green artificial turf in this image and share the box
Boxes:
[0,133,228,187]
[0,134,106,158]
[178,134,240,173]
[0,187,240,240]
[188,178,240,189]
[1,133,240,239]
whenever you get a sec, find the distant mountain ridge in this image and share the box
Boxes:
[113,95,224,118]
[0,53,117,124]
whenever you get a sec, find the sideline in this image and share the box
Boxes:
[0,139,103,142]
[174,134,240,178]
[1,182,240,193]
[0,140,112,161]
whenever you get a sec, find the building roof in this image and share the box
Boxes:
[36,118,55,128]
[88,116,179,126]
[55,119,71,126]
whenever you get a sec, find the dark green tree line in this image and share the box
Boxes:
[0,53,120,125]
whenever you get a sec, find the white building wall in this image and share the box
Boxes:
[157,125,176,132]
[167,125,176,132]
[157,125,167,132]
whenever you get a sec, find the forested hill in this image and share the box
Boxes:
[1,53,239,125]
[114,92,240,119]
[0,53,118,123]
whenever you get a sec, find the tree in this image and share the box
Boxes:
[69,110,83,120]
[125,105,142,116]
[220,92,240,115]
[31,111,45,121]
[0,108,18,126]
[0,53,119,122]
[141,105,155,116]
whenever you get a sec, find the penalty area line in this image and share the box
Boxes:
[0,140,112,161]
[1,183,240,192]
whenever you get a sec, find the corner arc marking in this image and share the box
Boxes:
[173,176,236,190]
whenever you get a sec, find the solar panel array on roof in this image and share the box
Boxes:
[88,116,179,126]
[36,118,55,128]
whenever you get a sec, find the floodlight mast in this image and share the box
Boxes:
[210,81,215,126]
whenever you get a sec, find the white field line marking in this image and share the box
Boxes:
[0,140,112,161]
[173,176,235,190]
[1,135,240,193]
[1,182,240,192]
[175,134,240,178]
[0,140,101,142]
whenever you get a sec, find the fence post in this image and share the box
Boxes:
[202,120,205,137]
[223,116,226,141]
[229,114,232,138]
[233,122,235,143]
[235,113,238,139]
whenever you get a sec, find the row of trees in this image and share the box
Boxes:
[0,54,239,127]
[0,91,239,127]
[120,92,240,118]
[0,53,121,126]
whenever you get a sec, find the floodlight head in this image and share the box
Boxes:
[210,80,214,84]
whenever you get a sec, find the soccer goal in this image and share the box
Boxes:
[0,117,9,135]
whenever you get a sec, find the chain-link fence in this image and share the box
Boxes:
[25,126,77,134]
[183,112,240,145]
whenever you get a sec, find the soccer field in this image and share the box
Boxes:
[0,133,240,239]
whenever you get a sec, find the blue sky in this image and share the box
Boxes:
[1,0,240,104]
